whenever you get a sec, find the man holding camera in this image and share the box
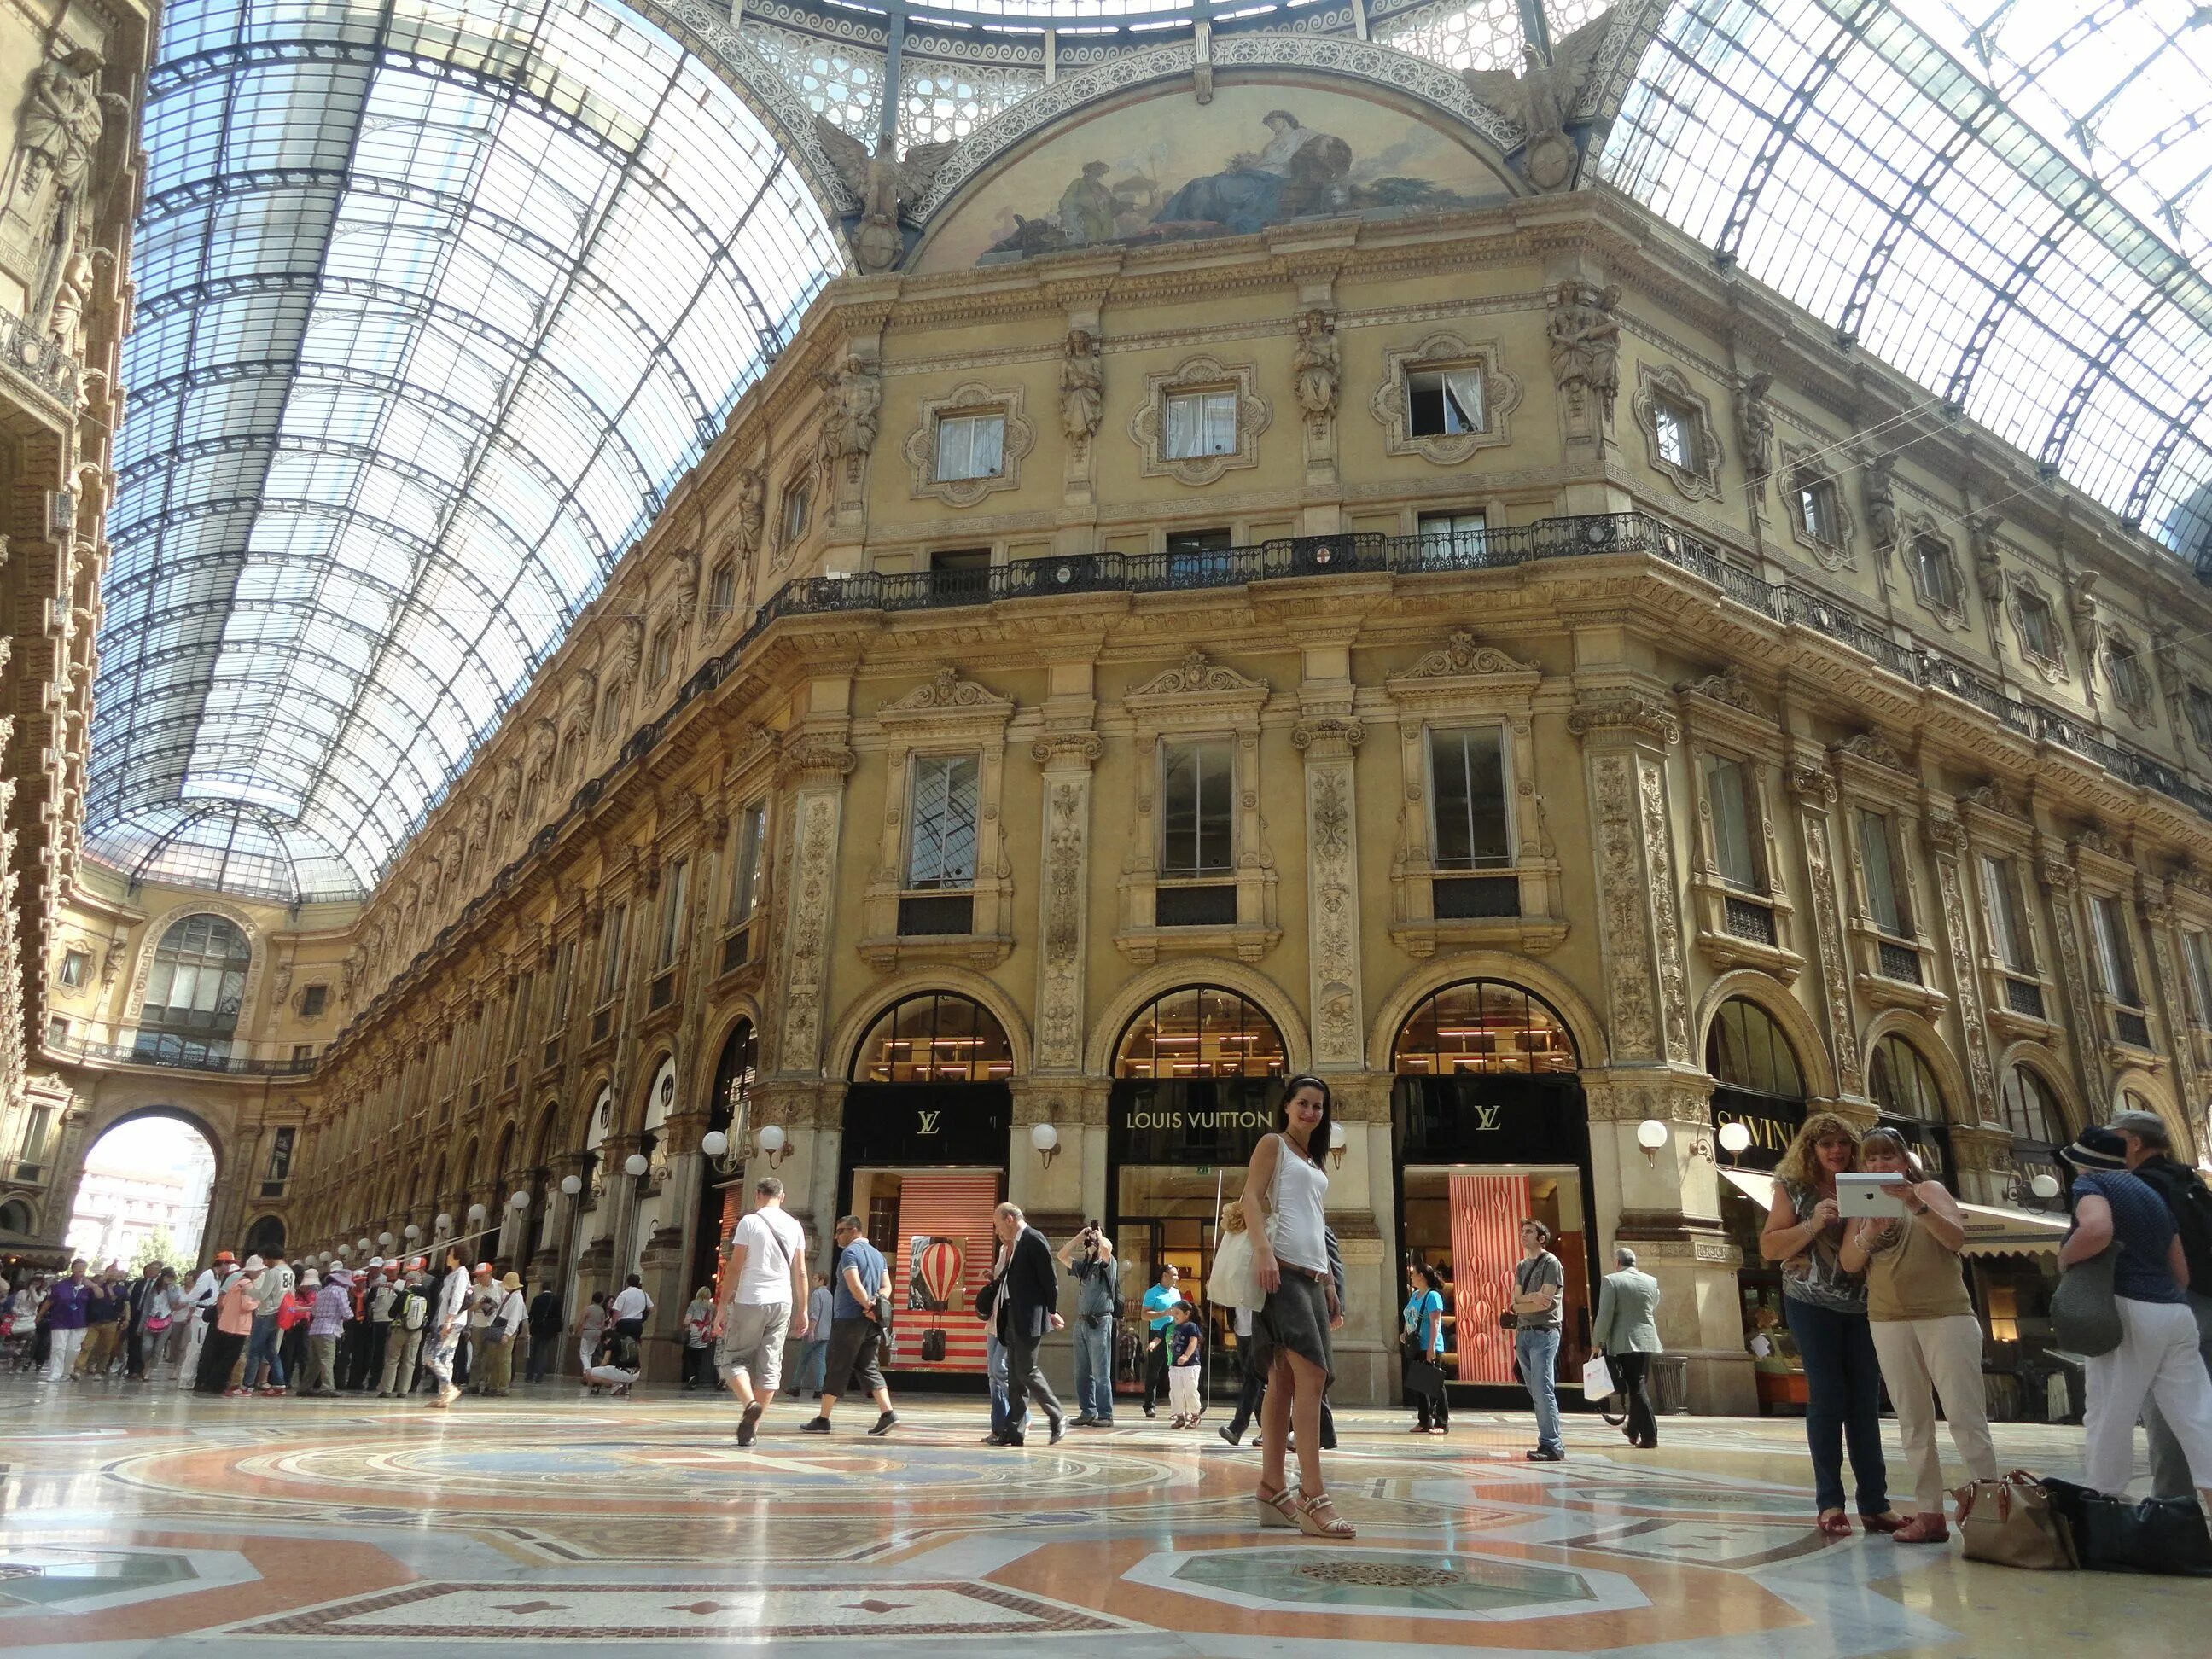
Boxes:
[1057,1221,1118,1427]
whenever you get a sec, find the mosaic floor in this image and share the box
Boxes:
[0,1374,2196,1656]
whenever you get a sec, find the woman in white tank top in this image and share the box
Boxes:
[1241,1074,1353,1540]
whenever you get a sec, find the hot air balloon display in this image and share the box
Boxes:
[915,1238,964,1311]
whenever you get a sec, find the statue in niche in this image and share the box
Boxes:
[12,46,119,332]
[815,352,881,484]
[1059,329,1103,445]
[1863,453,1898,563]
[45,233,94,354]
[813,118,953,274]
[1292,309,1339,421]
[1546,279,1620,406]
[1458,7,1615,192]
[1736,371,1774,491]
[735,468,765,558]
[1969,514,2005,602]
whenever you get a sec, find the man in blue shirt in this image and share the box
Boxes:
[802,1215,897,1437]
[1140,1263,1180,1417]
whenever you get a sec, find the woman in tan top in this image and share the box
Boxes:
[1838,1128,1997,1543]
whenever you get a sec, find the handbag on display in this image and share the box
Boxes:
[1953,1471,2077,1571]
[1208,1230,1260,1311]
[2042,1476,2212,1576]
[2050,1247,2123,1357]
[1580,1353,1615,1399]
[919,1327,946,1362]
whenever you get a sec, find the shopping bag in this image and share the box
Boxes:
[1208,1229,1260,1311]
[1580,1354,1614,1397]
[2042,1476,2212,1575]
[1954,1470,2076,1571]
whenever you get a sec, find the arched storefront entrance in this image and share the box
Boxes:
[1107,985,1289,1404]
[67,1112,221,1269]
[1389,979,1590,1396]
[1869,1033,1953,1186]
[691,1017,758,1295]
[840,992,1013,1381]
[1704,996,1811,1386]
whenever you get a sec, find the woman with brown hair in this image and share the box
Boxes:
[1838,1127,1995,1543]
[1761,1112,1901,1537]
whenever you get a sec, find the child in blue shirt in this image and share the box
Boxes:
[1168,1300,1205,1427]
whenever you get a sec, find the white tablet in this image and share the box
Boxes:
[1836,1171,1908,1219]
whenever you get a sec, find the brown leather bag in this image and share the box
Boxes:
[1954,1470,2076,1571]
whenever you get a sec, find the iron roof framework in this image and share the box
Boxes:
[93,0,840,902]
[1603,0,2212,565]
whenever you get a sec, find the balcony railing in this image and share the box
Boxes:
[44,1019,318,1076]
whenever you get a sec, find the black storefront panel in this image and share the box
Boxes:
[1392,1074,1588,1166]
[841,1082,1012,1167]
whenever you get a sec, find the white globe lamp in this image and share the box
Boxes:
[509,1190,530,1210]
[700,1129,728,1158]
[624,1152,649,1178]
[560,1174,582,1196]
[1717,1121,1753,1155]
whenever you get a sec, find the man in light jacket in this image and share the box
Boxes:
[1592,1245,1663,1449]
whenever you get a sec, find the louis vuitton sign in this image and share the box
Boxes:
[1110,1080,1278,1166]
[841,1082,1011,1167]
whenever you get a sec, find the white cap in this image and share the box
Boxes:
[243,1254,266,1272]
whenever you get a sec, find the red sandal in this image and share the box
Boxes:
[1816,1510,1852,1538]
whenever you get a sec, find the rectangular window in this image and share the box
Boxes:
[709,561,736,619]
[300,983,328,1018]
[1703,755,1762,892]
[510,972,534,1051]
[2186,932,2212,1026]
[1416,510,1487,566]
[928,548,990,598]
[657,859,690,969]
[1912,536,1957,608]
[649,628,675,688]
[727,802,767,928]
[1164,390,1237,458]
[780,482,810,546]
[57,949,89,988]
[1979,854,2033,974]
[597,905,627,1005]
[290,1044,314,1065]
[1429,726,1512,870]
[552,938,576,1022]
[1406,367,1485,436]
[906,754,980,890]
[265,1126,295,1183]
[2093,894,2143,1007]
[1161,740,1236,876]
[46,1016,67,1045]
[2016,590,2060,661]
[934,413,1005,481]
[2107,643,2151,712]
[1858,809,1907,936]
[1796,473,1840,543]
[2189,686,2212,749]
[1653,397,1696,469]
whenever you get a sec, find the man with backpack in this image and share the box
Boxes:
[378,1262,429,1397]
[2110,1108,2212,1500]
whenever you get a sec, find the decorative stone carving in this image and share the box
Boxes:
[1589,753,1657,1059]
[775,789,842,1074]
[814,351,881,487]
[1780,443,1855,571]
[1059,328,1102,447]
[1675,666,1761,717]
[1629,362,1722,500]
[1794,776,1863,1096]
[1371,333,1520,464]
[880,667,1013,715]
[1545,280,1620,440]
[1640,764,1693,1064]
[812,119,952,272]
[1129,649,1267,701]
[1292,309,1339,423]
[1863,454,1899,566]
[1128,353,1270,486]
[775,734,858,788]
[1404,631,1540,681]
[1300,723,1365,1068]
[1735,370,1774,495]
[1900,514,1970,632]
[1457,7,1613,191]
[12,47,115,334]
[2005,574,2069,684]
[1566,690,1679,748]
[2039,847,2106,1106]
[1968,514,2006,602]
[1036,770,1093,1069]
[1832,731,1908,773]
[735,468,765,561]
[2066,570,2101,670]
[1927,820,1996,1116]
[901,380,1035,509]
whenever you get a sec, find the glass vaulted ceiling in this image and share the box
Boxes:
[1604,0,2212,567]
[93,0,840,903]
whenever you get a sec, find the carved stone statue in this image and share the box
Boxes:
[1863,453,1898,563]
[1060,328,1103,444]
[735,467,765,556]
[2067,570,2101,662]
[13,47,117,334]
[1292,309,1339,420]
[812,119,954,274]
[816,352,881,483]
[1968,514,2005,603]
[1736,371,1774,490]
[1458,9,1615,192]
[46,234,94,354]
[1546,279,1620,407]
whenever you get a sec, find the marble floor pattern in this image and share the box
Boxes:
[0,1377,2193,1656]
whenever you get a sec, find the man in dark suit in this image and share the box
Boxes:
[979,1202,1067,1446]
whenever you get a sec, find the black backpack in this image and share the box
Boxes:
[2134,1159,2212,1293]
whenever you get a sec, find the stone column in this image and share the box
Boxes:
[2036,839,2107,1113]
[1788,757,1866,1101]
[1924,805,1999,1121]
[1032,732,1102,1075]
[2139,883,2204,1155]
[1294,714,1365,1073]
[769,736,857,1081]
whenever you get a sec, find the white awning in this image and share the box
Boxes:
[1955,1202,2069,1258]
[1721,1167,1778,1207]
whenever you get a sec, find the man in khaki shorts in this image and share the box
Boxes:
[716,1176,808,1446]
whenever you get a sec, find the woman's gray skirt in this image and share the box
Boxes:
[1252,1270,1334,1381]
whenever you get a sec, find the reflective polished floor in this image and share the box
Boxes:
[0,1374,2195,1656]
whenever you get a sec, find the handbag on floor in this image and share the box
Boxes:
[2050,1247,2122,1357]
[2042,1476,2212,1576]
[1953,1470,2076,1571]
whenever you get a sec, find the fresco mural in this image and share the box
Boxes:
[919,82,1515,271]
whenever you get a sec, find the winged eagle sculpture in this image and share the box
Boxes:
[1458,6,1615,194]
[814,118,956,273]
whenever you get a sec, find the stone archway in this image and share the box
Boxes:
[66,1109,223,1270]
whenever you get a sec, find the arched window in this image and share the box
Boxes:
[133,913,252,1064]
[2000,1064,2064,1144]
[1115,986,1285,1080]
[710,1018,756,1132]
[1392,981,1577,1074]
[1706,998,1804,1099]
[854,992,1013,1083]
[0,1197,33,1235]
[1869,1034,1946,1121]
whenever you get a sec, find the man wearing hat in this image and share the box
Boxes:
[463,1263,498,1393]
[2108,1108,2212,1501]
[379,1261,428,1397]
[2059,1126,2212,1501]
[362,1262,397,1394]
[479,1272,527,1397]
[178,1251,233,1390]
[300,1266,350,1395]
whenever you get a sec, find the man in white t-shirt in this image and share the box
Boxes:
[609,1276,653,1337]
[714,1177,809,1446]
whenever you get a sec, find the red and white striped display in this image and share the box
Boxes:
[1448,1172,1530,1383]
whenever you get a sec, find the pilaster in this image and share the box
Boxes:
[1295,713,1365,1071]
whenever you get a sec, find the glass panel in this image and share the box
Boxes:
[1858,810,1905,935]
[1161,741,1234,876]
[1656,400,1693,468]
[855,992,1011,1083]
[1981,854,2030,973]
[1705,754,1761,890]
[597,904,626,1004]
[657,859,690,967]
[1429,726,1510,870]
[1870,1035,1945,1121]
[1704,997,1804,1099]
[907,754,980,889]
[729,803,766,926]
[1114,986,1286,1080]
[2094,895,2143,1005]
[2000,1066,2060,1144]
[1390,980,1577,1075]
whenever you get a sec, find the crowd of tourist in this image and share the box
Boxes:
[4,1092,2209,1566]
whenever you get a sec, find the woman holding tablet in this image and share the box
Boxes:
[1839,1128,1995,1543]
[1762,1112,1902,1538]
